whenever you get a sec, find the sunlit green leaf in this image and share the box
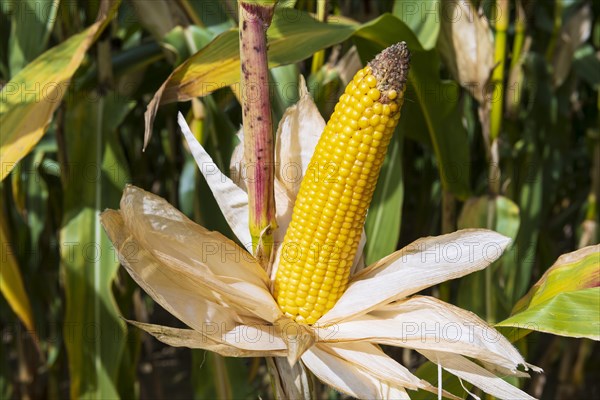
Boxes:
[364,131,403,265]
[60,92,133,398]
[392,0,440,50]
[0,0,120,181]
[497,245,600,340]
[354,14,471,199]
[144,9,355,144]
[0,216,34,331]
[456,195,521,318]
[8,0,60,75]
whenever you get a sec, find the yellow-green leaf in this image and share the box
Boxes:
[0,0,119,181]
[144,9,355,145]
[497,245,600,340]
[60,91,133,398]
[0,217,34,331]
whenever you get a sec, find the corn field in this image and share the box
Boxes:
[0,0,598,399]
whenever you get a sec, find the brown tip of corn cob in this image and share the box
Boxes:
[368,42,410,104]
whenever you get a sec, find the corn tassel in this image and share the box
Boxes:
[274,43,411,324]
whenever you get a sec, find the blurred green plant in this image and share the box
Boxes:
[0,0,598,398]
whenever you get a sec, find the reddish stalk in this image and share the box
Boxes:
[239,0,277,263]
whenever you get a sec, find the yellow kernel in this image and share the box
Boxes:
[361,96,374,107]
[286,305,299,314]
[361,126,374,136]
[369,115,381,126]
[323,207,335,218]
[299,307,310,318]
[368,88,381,101]
[365,75,377,88]
[358,117,369,129]
[388,89,398,100]
[372,102,383,115]
[359,143,370,154]
[345,147,358,158]
[355,101,365,113]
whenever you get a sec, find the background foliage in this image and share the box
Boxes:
[0,0,598,399]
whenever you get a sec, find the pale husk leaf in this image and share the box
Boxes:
[118,185,282,323]
[126,320,287,357]
[230,128,247,190]
[274,75,324,202]
[351,230,367,275]
[274,317,316,365]
[269,357,317,400]
[319,229,510,324]
[319,342,423,391]
[101,210,240,331]
[301,344,410,399]
[420,350,536,400]
[178,112,253,251]
[318,296,525,372]
[437,0,494,103]
[552,4,592,88]
[319,342,460,400]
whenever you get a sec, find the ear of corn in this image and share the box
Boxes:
[273,43,411,324]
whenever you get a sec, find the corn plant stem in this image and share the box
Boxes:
[486,0,509,324]
[439,190,455,302]
[545,0,563,62]
[509,1,526,74]
[490,0,508,144]
[178,0,205,27]
[239,0,278,261]
[310,0,328,74]
[238,2,315,399]
[211,353,232,398]
[506,1,526,117]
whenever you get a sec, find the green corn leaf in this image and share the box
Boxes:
[60,92,133,398]
[497,245,600,340]
[0,216,34,331]
[354,14,471,199]
[364,130,403,265]
[0,0,120,181]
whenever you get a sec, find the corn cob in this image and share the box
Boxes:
[273,43,410,325]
